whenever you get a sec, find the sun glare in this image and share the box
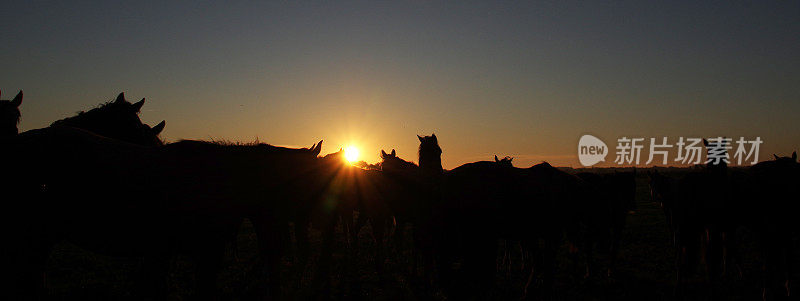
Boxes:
[344,146,360,163]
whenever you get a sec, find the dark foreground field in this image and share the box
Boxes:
[44,172,799,300]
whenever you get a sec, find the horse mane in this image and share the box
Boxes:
[752,152,799,172]
[380,149,420,174]
[171,139,313,154]
[383,155,418,170]
[206,138,265,146]
[451,155,516,171]
[450,160,512,173]
[323,149,345,160]
[51,99,136,127]
[528,161,581,181]
[357,161,383,170]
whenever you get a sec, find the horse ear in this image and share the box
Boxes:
[11,90,23,107]
[152,120,165,135]
[417,135,423,142]
[312,140,323,156]
[431,133,437,141]
[115,92,126,103]
[703,139,709,147]
[391,149,396,156]
[131,98,145,113]
[495,155,499,162]
[381,150,388,158]
[774,154,780,160]
[792,151,797,161]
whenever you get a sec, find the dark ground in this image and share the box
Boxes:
[44,171,799,300]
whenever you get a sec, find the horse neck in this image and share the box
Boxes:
[705,163,728,178]
[1,107,20,137]
[419,156,442,174]
[62,112,114,130]
[56,114,159,146]
[1,124,17,138]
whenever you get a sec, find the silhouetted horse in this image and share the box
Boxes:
[1,91,171,298]
[648,169,678,243]
[418,134,443,175]
[519,162,589,298]
[1,127,167,300]
[381,149,437,228]
[51,92,165,146]
[286,147,360,287]
[649,168,712,293]
[378,149,442,277]
[431,155,586,299]
[432,158,518,299]
[342,149,414,252]
[1,127,326,300]
[738,152,800,300]
[282,144,451,298]
[647,139,740,296]
[0,90,23,138]
[248,145,400,296]
[418,135,553,298]
[291,147,443,295]
[270,146,419,297]
[325,136,445,285]
[575,170,636,280]
[160,139,324,299]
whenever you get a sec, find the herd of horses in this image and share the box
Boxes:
[0,90,798,300]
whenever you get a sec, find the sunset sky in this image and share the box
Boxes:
[2,1,798,168]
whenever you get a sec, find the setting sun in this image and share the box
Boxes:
[344,146,360,163]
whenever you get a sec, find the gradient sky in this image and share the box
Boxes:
[2,1,798,168]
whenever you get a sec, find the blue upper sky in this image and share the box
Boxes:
[2,1,798,167]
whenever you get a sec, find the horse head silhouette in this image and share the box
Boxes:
[494,155,514,168]
[418,133,443,174]
[772,151,797,163]
[0,90,23,138]
[50,92,165,146]
[381,148,396,159]
[759,151,800,178]
[381,149,418,173]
